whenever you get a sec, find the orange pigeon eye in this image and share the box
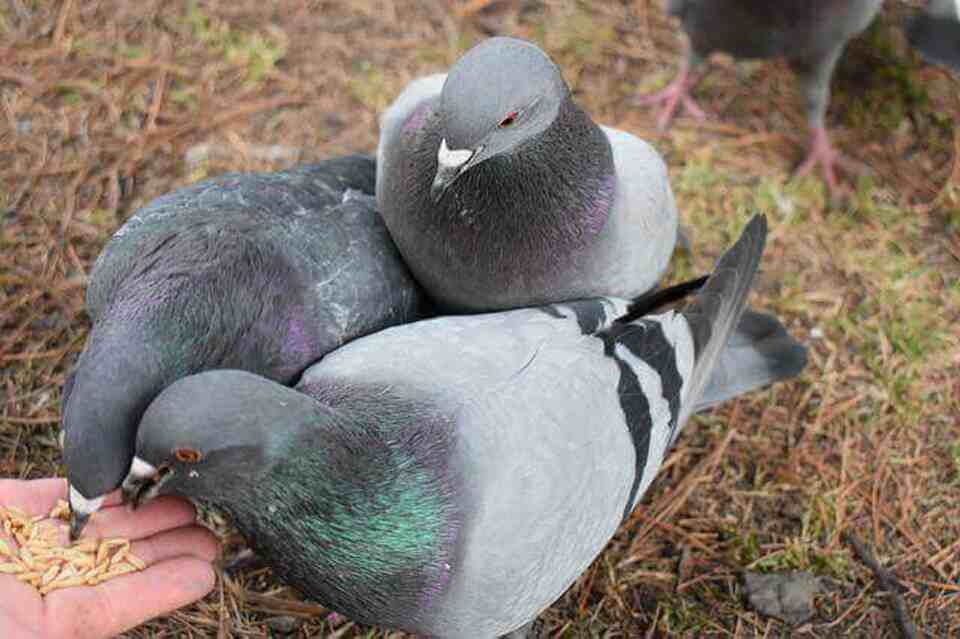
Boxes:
[499,111,519,127]
[174,447,202,463]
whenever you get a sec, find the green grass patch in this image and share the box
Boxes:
[184,1,287,84]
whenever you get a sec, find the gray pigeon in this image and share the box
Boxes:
[638,0,884,196]
[62,155,427,539]
[128,215,806,638]
[907,0,960,72]
[376,36,679,312]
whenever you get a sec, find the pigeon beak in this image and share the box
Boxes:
[130,470,167,510]
[68,485,104,542]
[68,511,90,542]
[120,481,141,508]
[129,480,154,511]
[120,456,159,508]
[431,139,479,203]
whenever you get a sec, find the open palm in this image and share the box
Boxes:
[0,478,218,639]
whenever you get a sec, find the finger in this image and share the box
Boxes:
[0,480,123,520]
[79,497,197,542]
[98,489,124,509]
[130,525,221,565]
[43,557,216,639]
[0,478,67,516]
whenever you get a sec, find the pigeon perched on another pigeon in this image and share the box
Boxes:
[907,0,960,72]
[377,36,679,312]
[128,215,806,638]
[638,0,884,196]
[62,155,427,539]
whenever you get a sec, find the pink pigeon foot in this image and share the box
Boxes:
[634,65,707,131]
[794,126,852,201]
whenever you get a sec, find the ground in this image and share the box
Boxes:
[1,1,958,637]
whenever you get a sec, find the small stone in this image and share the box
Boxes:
[265,615,301,634]
[743,570,821,624]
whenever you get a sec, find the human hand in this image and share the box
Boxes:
[0,478,219,639]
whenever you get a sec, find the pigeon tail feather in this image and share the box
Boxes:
[676,214,768,426]
[695,309,807,414]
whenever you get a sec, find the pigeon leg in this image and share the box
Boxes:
[790,47,851,199]
[635,52,708,130]
[794,125,844,195]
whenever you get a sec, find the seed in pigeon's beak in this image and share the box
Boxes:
[431,139,477,203]
[130,480,153,511]
[130,463,173,510]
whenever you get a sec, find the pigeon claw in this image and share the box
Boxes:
[794,126,852,202]
[634,66,707,131]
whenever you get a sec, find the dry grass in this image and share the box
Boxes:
[1,0,958,637]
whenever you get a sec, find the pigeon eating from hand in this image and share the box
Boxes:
[129,214,806,638]
[377,36,680,312]
[638,0,884,197]
[61,155,427,539]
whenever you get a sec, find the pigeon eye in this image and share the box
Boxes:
[174,447,202,463]
[499,111,519,128]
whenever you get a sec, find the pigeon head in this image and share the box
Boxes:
[432,37,569,202]
[63,223,323,539]
[62,320,164,540]
[129,370,319,507]
[130,369,463,626]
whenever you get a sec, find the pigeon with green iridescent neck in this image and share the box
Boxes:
[638,0,883,197]
[61,155,428,540]
[129,215,806,638]
[376,36,679,312]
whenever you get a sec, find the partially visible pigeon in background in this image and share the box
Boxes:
[62,155,428,539]
[907,0,960,72]
[377,37,679,312]
[128,215,807,638]
[638,0,884,197]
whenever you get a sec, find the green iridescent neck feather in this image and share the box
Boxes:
[215,411,461,629]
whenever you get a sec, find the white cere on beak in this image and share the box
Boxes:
[128,456,157,480]
[69,485,105,517]
[437,138,474,170]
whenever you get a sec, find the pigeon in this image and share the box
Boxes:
[376,36,679,312]
[62,155,427,539]
[638,0,884,196]
[907,0,960,72]
[128,215,807,638]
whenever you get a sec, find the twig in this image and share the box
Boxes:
[644,604,661,639]
[630,427,737,553]
[52,0,74,47]
[234,589,328,617]
[844,532,921,639]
